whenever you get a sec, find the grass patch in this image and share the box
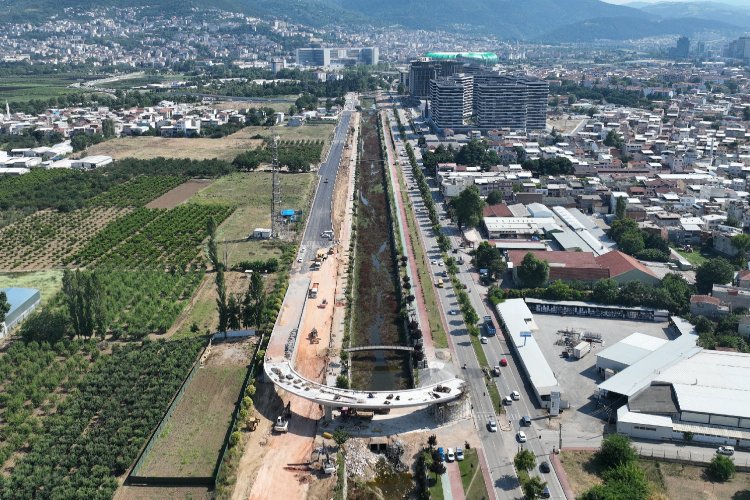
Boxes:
[458,448,490,499]
[675,249,709,267]
[558,450,604,496]
[191,172,315,265]
[486,380,503,416]
[427,474,445,500]
[0,270,63,306]
[0,76,83,103]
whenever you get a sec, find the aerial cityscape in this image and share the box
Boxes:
[1,0,750,499]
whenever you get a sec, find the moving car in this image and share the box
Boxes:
[447,448,455,462]
[455,447,464,461]
[521,415,532,426]
[500,358,508,367]
[540,461,551,473]
[488,419,497,432]
[511,390,521,401]
[480,336,488,344]
[516,431,527,443]
[717,446,735,456]
[503,396,513,405]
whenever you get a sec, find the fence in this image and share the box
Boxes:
[126,338,211,486]
[636,445,750,471]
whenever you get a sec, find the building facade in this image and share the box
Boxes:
[296,47,378,67]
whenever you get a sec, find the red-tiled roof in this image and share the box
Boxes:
[594,251,657,279]
[507,250,601,268]
[690,295,721,305]
[483,203,513,218]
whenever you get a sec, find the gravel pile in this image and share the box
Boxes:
[344,439,379,478]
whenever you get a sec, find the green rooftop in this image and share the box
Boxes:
[424,51,498,65]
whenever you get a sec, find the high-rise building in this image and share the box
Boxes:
[295,47,378,67]
[725,37,750,63]
[668,36,690,59]
[523,77,549,131]
[409,60,439,99]
[429,74,474,130]
[475,75,528,130]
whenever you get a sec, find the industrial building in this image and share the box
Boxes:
[495,299,562,413]
[71,155,113,170]
[1,288,41,337]
[296,47,378,67]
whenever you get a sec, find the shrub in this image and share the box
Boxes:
[707,454,735,482]
[597,434,637,469]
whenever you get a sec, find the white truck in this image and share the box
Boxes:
[573,341,591,359]
[309,282,319,299]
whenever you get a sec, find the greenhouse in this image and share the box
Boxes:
[1,287,40,336]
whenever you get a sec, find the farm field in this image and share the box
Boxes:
[559,449,750,499]
[0,270,63,305]
[0,206,130,271]
[0,76,83,103]
[89,175,185,208]
[138,341,250,478]
[1,338,204,498]
[214,99,296,113]
[146,179,214,209]
[84,122,334,162]
[191,172,315,265]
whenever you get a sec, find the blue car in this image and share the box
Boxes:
[437,447,445,462]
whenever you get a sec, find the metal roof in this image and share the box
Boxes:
[495,299,559,396]
[597,333,668,368]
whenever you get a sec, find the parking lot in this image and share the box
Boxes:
[532,314,673,433]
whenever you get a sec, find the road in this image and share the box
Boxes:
[383,100,566,500]
[296,97,354,267]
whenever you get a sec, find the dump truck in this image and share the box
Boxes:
[573,341,591,359]
[309,282,319,299]
[483,316,496,336]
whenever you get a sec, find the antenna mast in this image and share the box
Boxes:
[271,136,282,239]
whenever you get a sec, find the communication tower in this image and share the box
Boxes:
[271,136,282,238]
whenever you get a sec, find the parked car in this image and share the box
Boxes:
[455,447,464,461]
[437,447,445,461]
[541,486,551,498]
[511,390,520,401]
[540,461,550,473]
[447,448,455,462]
[488,419,497,432]
[516,431,527,443]
[449,309,459,315]
[717,446,735,456]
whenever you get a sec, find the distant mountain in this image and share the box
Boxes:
[635,1,750,28]
[539,15,738,42]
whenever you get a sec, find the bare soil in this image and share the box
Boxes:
[138,341,251,478]
[146,179,214,209]
[114,486,212,500]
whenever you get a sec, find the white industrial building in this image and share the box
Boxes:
[601,319,750,447]
[495,299,562,413]
[595,332,668,374]
[71,155,113,170]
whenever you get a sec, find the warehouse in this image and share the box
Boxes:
[595,332,668,374]
[1,288,41,337]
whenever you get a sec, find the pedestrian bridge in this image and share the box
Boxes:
[344,345,415,353]
[265,360,465,410]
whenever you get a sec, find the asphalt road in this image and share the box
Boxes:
[296,97,355,267]
[385,103,565,500]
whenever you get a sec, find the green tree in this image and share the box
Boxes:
[335,375,349,389]
[522,475,547,500]
[514,449,536,471]
[592,279,620,304]
[596,434,637,469]
[475,241,506,279]
[518,253,549,288]
[608,218,639,241]
[451,186,485,229]
[19,309,68,343]
[216,268,229,335]
[62,270,105,339]
[332,429,349,445]
[695,257,734,294]
[604,129,625,149]
[0,292,8,325]
[227,294,242,331]
[486,190,504,205]
[707,454,735,482]
[427,434,437,448]
[243,272,267,330]
[101,118,116,139]
[731,233,750,263]
[618,230,645,255]
[207,216,220,271]
[601,462,649,498]
[615,196,627,220]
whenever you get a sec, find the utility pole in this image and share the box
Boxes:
[271,136,282,239]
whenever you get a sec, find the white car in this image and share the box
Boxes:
[449,309,459,315]
[455,447,464,461]
[430,260,437,265]
[297,258,303,263]
[511,390,521,401]
[503,396,513,405]
[480,336,488,344]
[517,431,527,443]
[717,446,735,456]
[488,419,498,432]
[446,448,455,462]
[437,261,444,267]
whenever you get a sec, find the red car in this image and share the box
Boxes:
[500,358,508,367]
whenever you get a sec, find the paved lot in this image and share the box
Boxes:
[533,314,672,434]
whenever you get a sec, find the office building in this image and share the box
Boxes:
[429,74,474,130]
[668,36,690,59]
[295,47,378,67]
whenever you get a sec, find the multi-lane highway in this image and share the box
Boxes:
[384,102,566,499]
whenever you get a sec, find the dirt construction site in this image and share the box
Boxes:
[230,114,359,500]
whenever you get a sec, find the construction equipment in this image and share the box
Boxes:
[274,402,292,433]
[309,328,320,344]
[247,416,259,431]
[321,450,336,475]
[340,407,374,420]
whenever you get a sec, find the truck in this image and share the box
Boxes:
[340,407,374,420]
[309,282,319,299]
[573,341,591,359]
[483,316,496,336]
